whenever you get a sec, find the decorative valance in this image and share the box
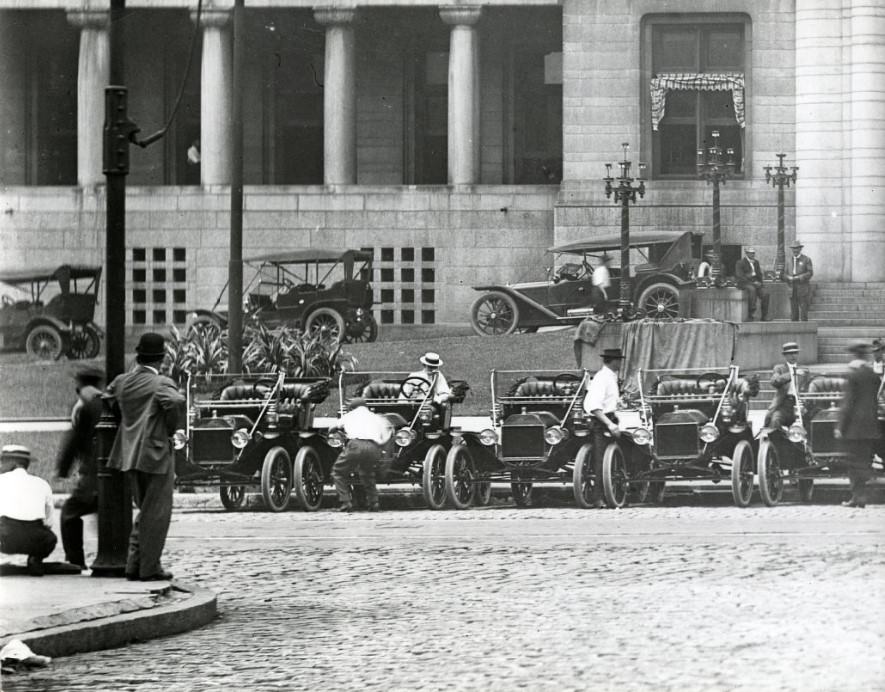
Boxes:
[650,72,745,132]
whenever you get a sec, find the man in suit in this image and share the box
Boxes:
[106,332,184,581]
[56,365,104,570]
[785,240,814,321]
[835,342,880,508]
[765,342,811,429]
[734,247,770,321]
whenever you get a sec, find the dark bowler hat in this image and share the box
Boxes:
[1,444,32,467]
[73,364,105,385]
[602,348,624,360]
[847,341,870,357]
[135,332,166,358]
[789,240,804,249]
[873,339,884,353]
[782,342,800,354]
[345,397,368,411]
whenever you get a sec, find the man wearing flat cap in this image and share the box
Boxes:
[330,398,393,512]
[106,332,184,581]
[56,364,105,569]
[582,348,625,508]
[765,342,810,429]
[734,247,770,321]
[0,445,57,576]
[784,240,813,321]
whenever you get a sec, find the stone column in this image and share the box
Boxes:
[315,8,357,185]
[68,10,109,187]
[196,9,232,185]
[440,6,481,185]
[0,11,27,184]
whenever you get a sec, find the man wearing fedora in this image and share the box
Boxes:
[734,247,770,321]
[330,398,393,512]
[106,332,184,581]
[400,352,451,404]
[0,445,57,576]
[56,364,105,570]
[582,348,625,508]
[835,342,880,508]
[784,240,813,321]
[765,342,811,429]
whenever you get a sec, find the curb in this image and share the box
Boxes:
[9,582,217,659]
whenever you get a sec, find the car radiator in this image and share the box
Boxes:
[654,423,700,459]
[192,427,236,465]
[501,424,546,460]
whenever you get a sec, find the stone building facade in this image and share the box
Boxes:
[0,0,882,329]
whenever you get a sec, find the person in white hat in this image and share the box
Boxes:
[0,445,57,576]
[400,352,452,404]
[765,342,810,429]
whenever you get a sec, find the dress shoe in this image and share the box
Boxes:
[841,499,866,508]
[140,570,174,581]
[125,572,140,581]
[338,504,353,513]
[26,556,45,577]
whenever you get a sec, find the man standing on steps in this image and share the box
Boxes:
[784,240,813,321]
[734,247,770,321]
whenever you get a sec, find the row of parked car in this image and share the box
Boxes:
[173,359,874,512]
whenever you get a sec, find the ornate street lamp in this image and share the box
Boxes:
[604,142,647,315]
[764,153,799,280]
[696,130,736,283]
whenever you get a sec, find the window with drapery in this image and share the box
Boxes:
[647,20,748,178]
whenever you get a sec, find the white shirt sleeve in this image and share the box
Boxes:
[584,371,606,414]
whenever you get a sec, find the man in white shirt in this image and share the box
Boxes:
[330,398,393,512]
[582,348,624,508]
[697,250,714,280]
[0,445,57,576]
[400,352,451,404]
[591,254,613,312]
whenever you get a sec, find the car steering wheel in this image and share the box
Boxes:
[252,377,279,396]
[399,376,432,400]
[695,372,728,392]
[1,295,13,307]
[553,372,582,395]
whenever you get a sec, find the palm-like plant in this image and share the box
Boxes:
[164,323,229,385]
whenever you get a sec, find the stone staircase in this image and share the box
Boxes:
[810,282,885,363]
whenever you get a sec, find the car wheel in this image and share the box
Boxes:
[511,479,533,508]
[305,307,346,342]
[260,446,293,512]
[345,313,378,344]
[470,291,520,336]
[421,444,447,510]
[798,478,814,503]
[637,282,680,319]
[67,324,101,360]
[572,443,598,508]
[601,442,629,508]
[757,439,784,507]
[444,445,476,510]
[475,481,493,506]
[293,445,324,512]
[220,485,246,511]
[26,324,64,361]
[730,439,754,508]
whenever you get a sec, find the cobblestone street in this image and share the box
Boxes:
[7,501,885,692]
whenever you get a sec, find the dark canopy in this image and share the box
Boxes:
[245,249,374,265]
[0,265,102,285]
[550,231,692,255]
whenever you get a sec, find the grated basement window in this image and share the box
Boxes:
[367,246,437,325]
[130,247,189,326]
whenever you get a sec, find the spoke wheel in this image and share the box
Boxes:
[572,443,599,509]
[470,291,520,336]
[26,324,64,361]
[220,485,246,511]
[757,439,784,507]
[637,282,680,319]
[344,314,378,343]
[444,445,476,510]
[511,479,533,508]
[601,442,629,508]
[475,481,493,507]
[305,307,346,342]
[798,478,814,503]
[421,444,447,510]
[293,445,324,512]
[730,439,754,508]
[261,446,293,512]
[67,324,101,359]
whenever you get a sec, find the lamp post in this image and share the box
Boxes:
[764,153,799,280]
[604,142,647,315]
[696,130,736,283]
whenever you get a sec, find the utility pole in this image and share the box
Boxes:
[228,0,244,373]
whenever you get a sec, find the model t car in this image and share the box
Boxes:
[469,231,698,336]
[606,365,760,508]
[188,249,377,343]
[174,371,331,511]
[0,264,103,360]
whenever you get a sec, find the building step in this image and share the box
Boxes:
[809,297,885,306]
[814,282,885,289]
[808,311,885,320]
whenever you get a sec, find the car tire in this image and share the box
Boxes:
[470,291,520,336]
[293,445,324,512]
[421,444,447,510]
[730,439,754,508]
[305,307,346,342]
[757,439,784,507]
[260,446,293,512]
[637,282,680,319]
[601,442,629,508]
[344,313,378,344]
[572,442,598,508]
[67,324,101,360]
[220,485,246,511]
[444,445,476,510]
[26,324,64,361]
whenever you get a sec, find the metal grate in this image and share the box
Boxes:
[130,247,188,325]
[365,246,437,326]
[501,424,546,459]
[192,427,236,465]
[654,423,700,459]
[810,420,840,455]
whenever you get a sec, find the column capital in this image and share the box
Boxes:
[314,7,357,26]
[67,10,108,30]
[439,6,481,26]
[192,9,231,28]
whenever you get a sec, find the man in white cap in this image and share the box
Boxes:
[400,352,451,404]
[734,246,770,321]
[330,398,393,512]
[785,240,813,321]
[0,445,57,576]
[765,342,810,429]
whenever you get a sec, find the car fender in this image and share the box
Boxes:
[25,315,72,335]
[633,272,692,294]
[470,285,561,321]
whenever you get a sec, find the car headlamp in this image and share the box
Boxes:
[395,428,417,447]
[544,426,569,445]
[479,428,498,446]
[787,424,807,443]
[631,427,652,446]
[327,430,346,448]
[231,428,252,449]
[172,430,187,451]
[699,423,720,444]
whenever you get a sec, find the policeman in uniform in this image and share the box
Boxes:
[582,348,624,508]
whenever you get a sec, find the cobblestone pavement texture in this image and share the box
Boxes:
[5,502,884,692]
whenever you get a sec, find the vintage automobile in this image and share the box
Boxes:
[605,365,760,508]
[469,231,699,336]
[446,369,608,509]
[0,264,103,360]
[755,369,883,506]
[300,370,472,510]
[188,249,377,343]
[174,371,332,512]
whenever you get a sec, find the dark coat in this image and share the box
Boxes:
[734,257,764,287]
[768,362,811,413]
[785,253,814,297]
[57,385,103,481]
[838,363,880,440]
[106,366,185,475]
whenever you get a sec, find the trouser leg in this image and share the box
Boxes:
[759,287,770,319]
[128,468,175,578]
[791,288,799,321]
[332,445,360,505]
[60,491,97,566]
[0,518,57,559]
[745,284,758,317]
[590,424,608,503]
